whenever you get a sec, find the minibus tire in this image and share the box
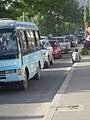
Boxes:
[19,71,28,90]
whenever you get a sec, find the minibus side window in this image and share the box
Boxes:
[18,30,27,51]
[33,30,41,50]
[34,30,40,47]
[28,30,36,51]
[25,30,33,51]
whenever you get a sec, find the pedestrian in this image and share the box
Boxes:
[72,49,81,64]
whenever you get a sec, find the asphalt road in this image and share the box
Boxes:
[0,47,75,120]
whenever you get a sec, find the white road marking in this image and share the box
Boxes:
[42,67,71,72]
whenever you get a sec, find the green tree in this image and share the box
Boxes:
[0,0,13,18]
[84,0,89,37]
[0,0,84,35]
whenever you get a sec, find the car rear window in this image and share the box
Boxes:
[49,41,58,47]
[53,37,65,42]
[69,37,74,41]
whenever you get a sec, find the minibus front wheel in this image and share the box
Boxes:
[19,71,28,90]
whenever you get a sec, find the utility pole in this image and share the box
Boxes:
[21,0,25,21]
[84,0,88,37]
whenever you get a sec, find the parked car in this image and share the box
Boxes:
[48,40,62,59]
[40,36,48,40]
[76,35,84,44]
[53,36,68,53]
[68,35,78,47]
[40,39,54,68]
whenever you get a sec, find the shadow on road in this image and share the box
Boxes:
[0,52,72,104]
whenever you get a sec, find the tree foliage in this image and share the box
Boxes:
[0,0,84,35]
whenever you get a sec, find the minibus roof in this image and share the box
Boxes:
[0,19,38,30]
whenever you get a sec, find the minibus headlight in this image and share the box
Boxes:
[18,68,22,76]
[5,69,16,74]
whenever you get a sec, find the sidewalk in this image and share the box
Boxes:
[43,55,90,120]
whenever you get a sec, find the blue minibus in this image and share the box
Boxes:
[0,19,44,90]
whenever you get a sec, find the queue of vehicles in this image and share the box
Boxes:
[40,33,84,69]
[0,19,84,91]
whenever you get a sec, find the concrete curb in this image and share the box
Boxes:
[42,63,77,120]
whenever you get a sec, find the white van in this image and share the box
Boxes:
[40,39,54,68]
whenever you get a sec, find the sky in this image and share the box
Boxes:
[77,0,90,10]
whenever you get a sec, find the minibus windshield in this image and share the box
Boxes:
[0,29,18,55]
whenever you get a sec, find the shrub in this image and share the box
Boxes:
[80,47,89,55]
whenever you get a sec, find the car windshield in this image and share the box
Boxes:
[69,36,74,41]
[0,29,18,55]
[49,41,58,47]
[54,37,65,42]
[77,35,83,39]
[65,36,69,41]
